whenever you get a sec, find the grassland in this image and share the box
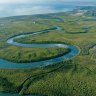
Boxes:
[0,17,70,63]
[0,46,69,63]
[0,9,96,96]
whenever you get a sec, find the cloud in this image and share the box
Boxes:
[15,7,56,15]
[15,6,71,15]
[0,0,57,4]
[0,0,30,4]
[0,0,95,4]
[0,0,95,17]
[0,6,69,17]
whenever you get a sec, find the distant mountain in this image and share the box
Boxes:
[75,6,96,17]
[77,6,96,10]
[85,10,96,16]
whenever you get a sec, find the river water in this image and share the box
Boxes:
[0,26,79,69]
[0,20,79,95]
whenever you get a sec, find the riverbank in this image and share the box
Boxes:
[0,8,96,95]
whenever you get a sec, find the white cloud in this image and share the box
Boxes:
[0,0,94,4]
[0,7,4,11]
[14,6,58,15]
[0,5,71,17]
[0,0,29,4]
[0,0,57,4]
[0,0,95,17]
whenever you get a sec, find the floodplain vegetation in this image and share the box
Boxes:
[0,7,96,96]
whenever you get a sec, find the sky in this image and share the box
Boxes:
[0,0,96,17]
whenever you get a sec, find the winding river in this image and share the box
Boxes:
[0,26,79,69]
[0,21,79,95]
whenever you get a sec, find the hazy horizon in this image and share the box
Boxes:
[0,0,96,17]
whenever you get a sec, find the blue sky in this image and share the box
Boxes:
[0,0,96,17]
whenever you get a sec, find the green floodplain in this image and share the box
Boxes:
[0,6,96,96]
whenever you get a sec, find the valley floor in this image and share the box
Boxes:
[0,10,96,96]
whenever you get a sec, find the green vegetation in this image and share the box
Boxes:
[0,46,70,63]
[0,6,96,96]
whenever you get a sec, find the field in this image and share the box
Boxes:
[0,8,96,96]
